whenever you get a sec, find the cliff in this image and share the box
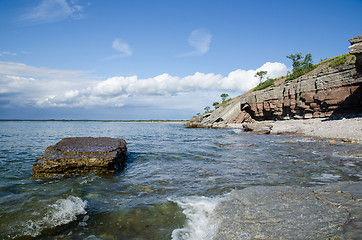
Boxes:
[187,36,362,128]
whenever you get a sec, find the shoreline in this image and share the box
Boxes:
[0,119,187,123]
[227,117,362,142]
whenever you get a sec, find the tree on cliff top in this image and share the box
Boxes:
[220,93,229,103]
[286,53,315,80]
[213,102,219,108]
[254,70,268,84]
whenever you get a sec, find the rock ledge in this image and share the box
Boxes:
[32,137,127,177]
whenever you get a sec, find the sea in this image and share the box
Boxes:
[0,121,361,239]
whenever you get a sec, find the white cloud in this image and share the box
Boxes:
[0,61,288,109]
[180,29,212,56]
[112,38,132,55]
[104,38,132,60]
[0,51,17,57]
[22,0,84,23]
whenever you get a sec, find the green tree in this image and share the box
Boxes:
[220,93,229,103]
[204,106,211,113]
[254,70,268,84]
[286,53,315,80]
[213,102,219,108]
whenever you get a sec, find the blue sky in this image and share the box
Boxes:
[0,0,361,120]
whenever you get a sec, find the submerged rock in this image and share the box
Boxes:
[213,182,361,240]
[32,137,127,177]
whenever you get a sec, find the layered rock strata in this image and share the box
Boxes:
[349,35,362,73]
[239,63,361,121]
[187,36,362,128]
[32,137,127,177]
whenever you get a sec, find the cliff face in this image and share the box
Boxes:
[187,36,362,128]
[240,63,361,121]
[349,35,362,73]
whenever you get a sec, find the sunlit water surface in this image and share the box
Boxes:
[0,121,360,239]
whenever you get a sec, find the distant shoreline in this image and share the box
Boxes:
[0,119,187,123]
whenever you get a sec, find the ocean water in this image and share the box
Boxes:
[0,121,361,239]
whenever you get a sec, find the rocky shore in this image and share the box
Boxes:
[226,116,362,142]
[187,35,362,142]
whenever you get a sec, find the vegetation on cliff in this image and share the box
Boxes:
[252,53,355,93]
[315,53,352,69]
[286,53,315,80]
[253,77,276,91]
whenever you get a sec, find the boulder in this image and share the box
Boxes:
[242,122,273,134]
[32,137,127,177]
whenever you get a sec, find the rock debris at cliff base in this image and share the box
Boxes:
[270,117,362,141]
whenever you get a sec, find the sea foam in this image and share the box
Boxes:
[21,196,87,237]
[170,196,221,240]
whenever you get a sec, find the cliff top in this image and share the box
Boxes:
[253,53,356,92]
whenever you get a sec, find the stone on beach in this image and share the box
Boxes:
[32,137,127,177]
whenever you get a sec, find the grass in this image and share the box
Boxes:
[315,53,350,68]
[253,78,276,91]
[328,55,348,68]
[218,98,233,107]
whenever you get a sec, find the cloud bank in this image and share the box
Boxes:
[0,61,288,109]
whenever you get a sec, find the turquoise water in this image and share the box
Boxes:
[0,121,361,239]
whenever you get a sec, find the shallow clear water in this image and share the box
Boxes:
[0,121,361,239]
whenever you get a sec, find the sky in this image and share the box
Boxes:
[0,0,361,120]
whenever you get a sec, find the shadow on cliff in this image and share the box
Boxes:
[326,85,362,120]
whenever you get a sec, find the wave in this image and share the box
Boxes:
[170,196,223,240]
[16,196,87,238]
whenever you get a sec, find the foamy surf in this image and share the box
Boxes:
[170,196,222,240]
[19,196,87,238]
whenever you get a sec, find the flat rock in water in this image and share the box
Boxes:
[32,137,127,177]
[212,182,361,240]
